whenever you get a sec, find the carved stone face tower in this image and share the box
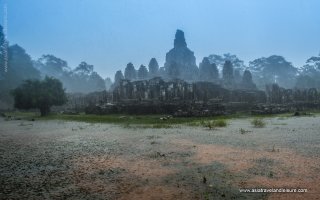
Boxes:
[174,29,187,48]
[164,30,198,81]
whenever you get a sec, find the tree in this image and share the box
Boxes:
[12,77,67,116]
[295,75,316,89]
[34,55,75,92]
[35,57,106,93]
[73,61,94,74]
[36,54,70,77]
[88,72,106,92]
[138,65,148,80]
[248,55,298,89]
[208,53,246,72]
[0,29,40,107]
[71,62,105,93]
[222,60,234,88]
[298,54,320,88]
[148,58,159,78]
[124,62,136,80]
[199,57,219,82]
[9,45,40,81]
[301,55,320,76]
[1,44,40,93]
[0,25,7,79]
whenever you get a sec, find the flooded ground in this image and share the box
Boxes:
[0,115,319,199]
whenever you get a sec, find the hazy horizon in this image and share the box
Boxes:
[1,0,320,79]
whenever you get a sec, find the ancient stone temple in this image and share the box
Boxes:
[164,30,199,81]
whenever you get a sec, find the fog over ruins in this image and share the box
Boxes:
[1,1,320,199]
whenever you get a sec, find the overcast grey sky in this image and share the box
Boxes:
[2,0,320,79]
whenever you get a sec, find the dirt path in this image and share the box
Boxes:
[0,116,319,199]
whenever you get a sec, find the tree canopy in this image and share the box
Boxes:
[208,53,246,72]
[296,54,320,89]
[12,77,67,116]
[35,57,106,93]
[248,55,298,89]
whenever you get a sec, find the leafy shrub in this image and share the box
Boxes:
[203,119,227,129]
[251,118,266,128]
[214,119,227,127]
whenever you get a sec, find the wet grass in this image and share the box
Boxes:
[197,119,228,129]
[4,110,320,127]
[4,111,237,126]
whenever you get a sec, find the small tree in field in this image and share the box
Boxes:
[12,77,67,116]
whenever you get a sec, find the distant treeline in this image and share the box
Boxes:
[0,25,108,108]
[0,26,320,109]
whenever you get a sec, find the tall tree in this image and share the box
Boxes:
[295,75,317,89]
[208,53,246,72]
[148,58,159,78]
[34,54,74,92]
[88,72,106,92]
[0,25,6,80]
[73,61,94,75]
[138,65,148,80]
[248,55,298,89]
[36,54,70,78]
[124,62,136,80]
[296,54,320,88]
[301,54,320,76]
[4,45,40,89]
[71,62,105,93]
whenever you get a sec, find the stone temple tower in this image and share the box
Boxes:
[164,30,198,81]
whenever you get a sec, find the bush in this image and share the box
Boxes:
[251,118,266,128]
[214,119,227,127]
[203,119,227,129]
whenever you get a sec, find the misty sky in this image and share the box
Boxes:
[1,0,320,79]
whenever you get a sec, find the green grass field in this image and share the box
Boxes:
[4,111,236,126]
[4,110,319,128]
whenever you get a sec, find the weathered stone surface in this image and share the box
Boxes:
[124,63,136,80]
[241,70,256,90]
[137,65,148,80]
[222,60,234,88]
[148,58,159,78]
[164,30,199,81]
[199,57,219,82]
